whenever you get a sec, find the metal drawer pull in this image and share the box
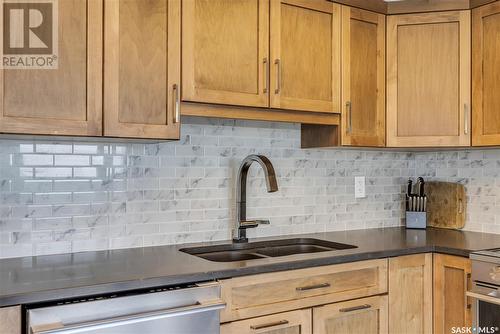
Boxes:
[173,84,180,124]
[346,101,352,134]
[263,58,269,94]
[296,282,331,291]
[250,320,289,330]
[464,104,469,135]
[339,304,372,313]
[274,59,281,94]
[31,300,226,334]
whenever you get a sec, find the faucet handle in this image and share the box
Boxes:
[239,220,270,229]
[253,219,270,225]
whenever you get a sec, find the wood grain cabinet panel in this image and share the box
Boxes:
[270,0,341,113]
[472,1,500,146]
[0,0,102,136]
[221,309,312,334]
[0,306,21,334]
[341,6,385,147]
[182,0,269,108]
[104,0,180,139]
[313,295,388,334]
[387,11,471,147]
[433,254,472,334]
[388,254,433,334]
[220,259,387,322]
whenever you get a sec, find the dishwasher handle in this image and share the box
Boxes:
[31,300,226,334]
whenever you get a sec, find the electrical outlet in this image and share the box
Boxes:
[355,176,366,199]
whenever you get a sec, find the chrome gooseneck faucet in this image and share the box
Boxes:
[233,155,278,243]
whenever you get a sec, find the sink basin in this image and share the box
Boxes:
[180,238,357,262]
[194,251,266,262]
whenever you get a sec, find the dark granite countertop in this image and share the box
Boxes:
[2,227,500,307]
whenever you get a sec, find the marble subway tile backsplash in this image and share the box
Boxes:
[415,150,500,234]
[0,117,414,259]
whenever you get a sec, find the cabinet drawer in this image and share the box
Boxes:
[220,259,387,322]
[221,309,312,334]
[313,295,388,334]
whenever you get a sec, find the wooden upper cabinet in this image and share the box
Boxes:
[221,309,312,334]
[387,11,471,147]
[0,0,102,136]
[313,295,388,334]
[270,0,341,113]
[104,0,180,139]
[389,254,433,334]
[472,1,500,146]
[433,254,472,334]
[341,6,385,147]
[182,0,269,108]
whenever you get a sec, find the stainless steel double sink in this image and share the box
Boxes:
[180,238,357,262]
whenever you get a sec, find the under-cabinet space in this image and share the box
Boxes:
[103,0,180,139]
[386,11,471,147]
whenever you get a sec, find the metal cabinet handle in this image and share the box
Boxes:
[250,320,289,331]
[263,58,269,94]
[339,304,372,313]
[464,104,469,135]
[32,300,226,334]
[346,101,352,133]
[296,282,331,291]
[173,84,180,124]
[274,59,281,94]
[458,199,463,214]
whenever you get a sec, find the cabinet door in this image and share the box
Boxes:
[389,254,433,334]
[433,254,472,334]
[0,0,102,136]
[221,309,311,334]
[472,2,500,146]
[341,6,385,147]
[182,0,269,108]
[0,306,21,334]
[387,11,471,147]
[313,295,388,334]
[104,0,180,139]
[270,0,341,113]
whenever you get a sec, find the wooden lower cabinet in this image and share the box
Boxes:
[313,295,388,334]
[388,253,433,334]
[220,259,387,322]
[0,306,21,334]
[219,254,472,334]
[433,254,472,334]
[221,309,312,334]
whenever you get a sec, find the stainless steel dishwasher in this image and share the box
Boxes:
[26,283,224,334]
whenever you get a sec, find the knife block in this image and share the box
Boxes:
[406,211,427,229]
